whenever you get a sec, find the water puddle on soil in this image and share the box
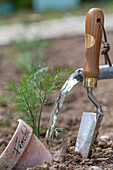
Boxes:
[46,69,83,140]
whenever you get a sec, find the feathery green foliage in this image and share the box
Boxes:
[47,128,68,149]
[6,66,73,139]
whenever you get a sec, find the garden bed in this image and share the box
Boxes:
[0,33,113,169]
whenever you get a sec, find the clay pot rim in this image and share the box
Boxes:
[0,119,33,169]
[0,119,53,170]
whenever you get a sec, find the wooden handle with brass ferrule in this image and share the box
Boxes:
[83,8,104,88]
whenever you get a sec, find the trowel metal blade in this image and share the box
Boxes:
[75,112,103,158]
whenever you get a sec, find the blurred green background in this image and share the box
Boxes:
[0,0,113,24]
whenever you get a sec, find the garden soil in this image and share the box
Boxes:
[0,33,113,170]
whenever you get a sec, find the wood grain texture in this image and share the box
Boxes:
[83,8,104,78]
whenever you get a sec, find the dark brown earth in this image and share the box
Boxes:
[0,33,113,170]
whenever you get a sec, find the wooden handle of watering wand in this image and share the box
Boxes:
[83,8,104,88]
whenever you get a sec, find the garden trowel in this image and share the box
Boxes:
[75,8,104,158]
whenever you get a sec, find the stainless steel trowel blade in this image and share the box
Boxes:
[75,112,103,158]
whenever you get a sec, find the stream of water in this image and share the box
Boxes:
[46,69,82,139]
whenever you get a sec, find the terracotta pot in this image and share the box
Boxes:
[0,119,53,170]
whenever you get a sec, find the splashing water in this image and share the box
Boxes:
[46,69,83,139]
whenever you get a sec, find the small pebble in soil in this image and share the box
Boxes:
[53,165,59,169]
[70,146,75,151]
[91,153,99,159]
[59,165,66,170]
[98,137,112,149]
[84,159,90,162]
[100,135,112,144]
[80,160,85,165]
[99,135,109,141]
[74,155,82,163]
[96,147,102,152]
[98,141,107,148]
[88,166,103,170]
[87,161,93,165]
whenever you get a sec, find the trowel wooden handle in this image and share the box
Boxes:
[83,8,104,87]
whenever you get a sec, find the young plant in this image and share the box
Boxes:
[47,128,68,149]
[6,66,73,140]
